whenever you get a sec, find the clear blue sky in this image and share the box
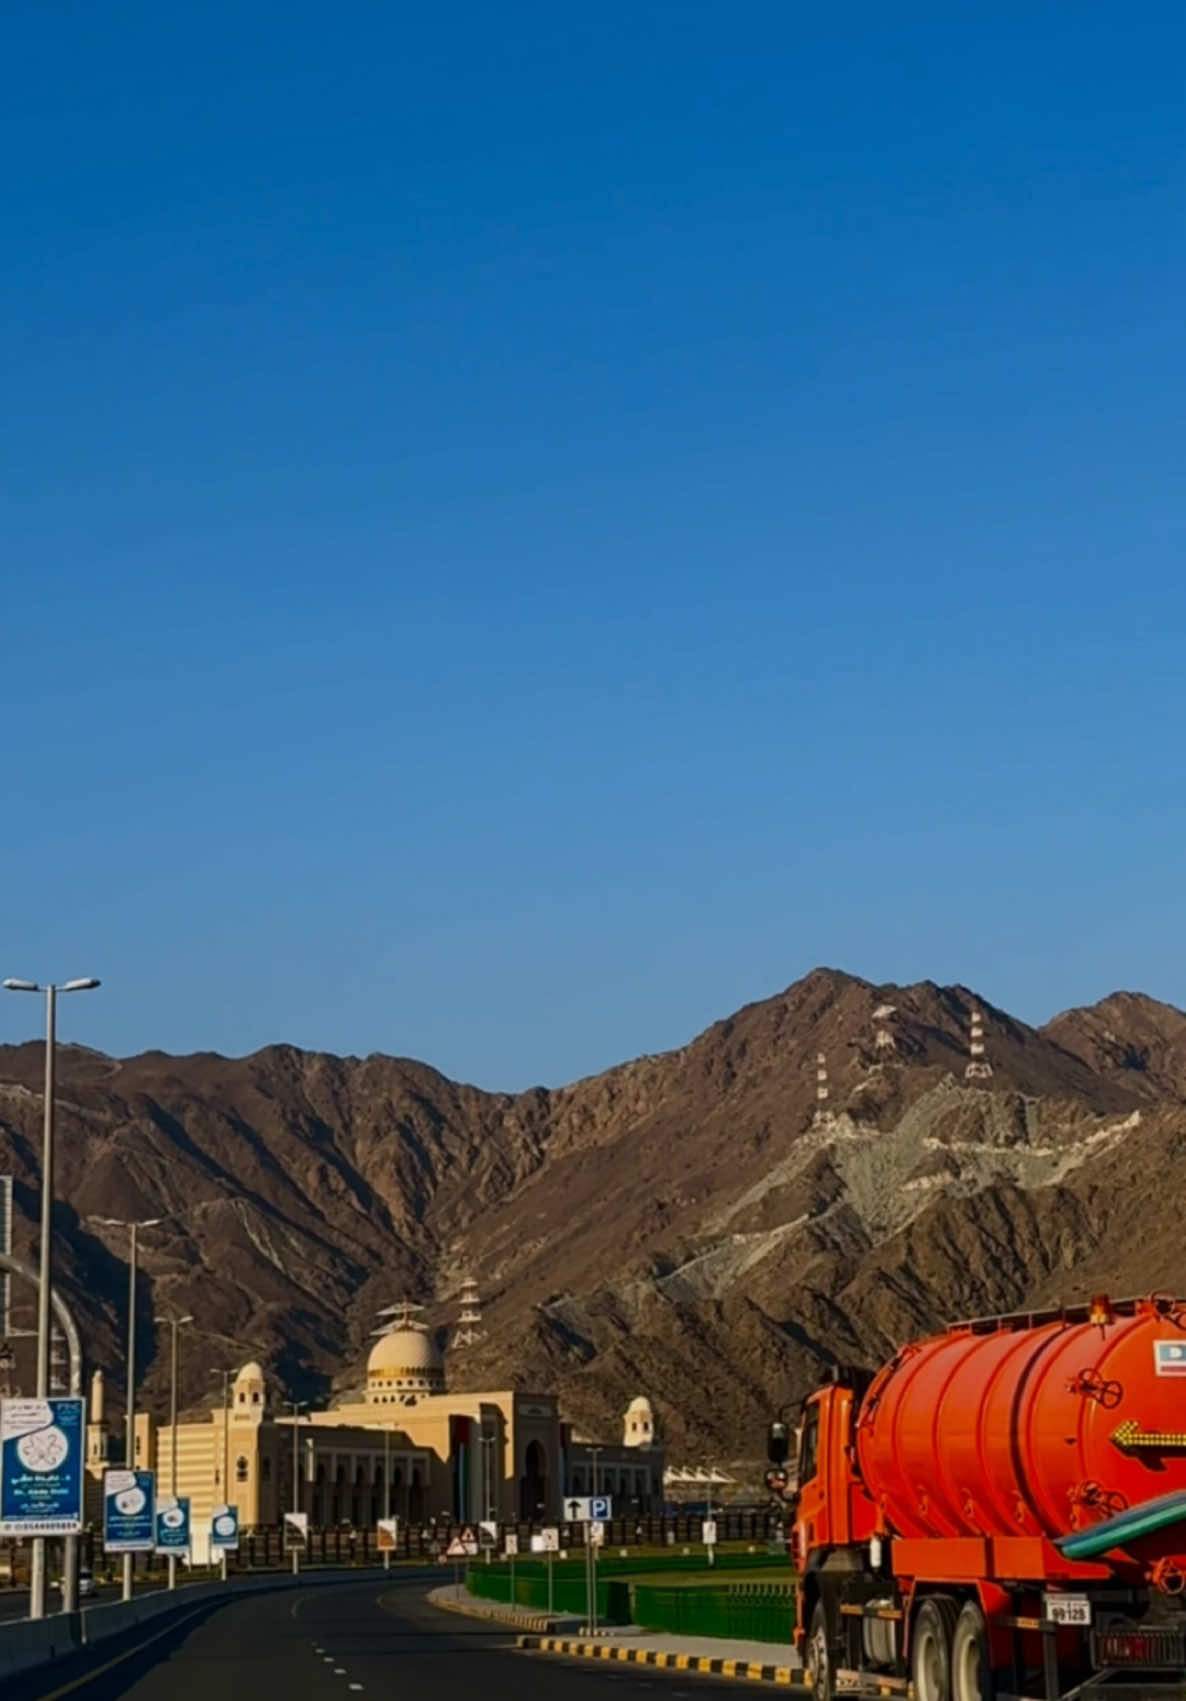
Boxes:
[4,2,1183,1087]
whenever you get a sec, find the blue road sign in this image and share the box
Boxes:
[589,1495,611,1520]
[211,1504,239,1550]
[0,1397,85,1536]
[154,1494,192,1555]
[103,1468,156,1552]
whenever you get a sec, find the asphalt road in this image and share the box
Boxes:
[6,1572,751,1701]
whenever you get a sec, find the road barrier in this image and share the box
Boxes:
[0,1566,399,1680]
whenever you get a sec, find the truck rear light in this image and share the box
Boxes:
[1095,1626,1186,1668]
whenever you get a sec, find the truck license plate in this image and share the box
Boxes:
[1043,1593,1091,1627]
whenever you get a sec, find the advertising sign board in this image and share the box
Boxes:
[103,1468,155,1552]
[211,1504,240,1550]
[154,1495,192,1556]
[0,1397,85,1536]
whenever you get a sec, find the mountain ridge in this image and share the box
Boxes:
[0,966,1182,1457]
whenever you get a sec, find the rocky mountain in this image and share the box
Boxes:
[1,967,1183,1461]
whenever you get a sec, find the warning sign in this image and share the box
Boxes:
[446,1525,479,1557]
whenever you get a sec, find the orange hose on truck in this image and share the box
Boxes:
[767,1294,1186,1701]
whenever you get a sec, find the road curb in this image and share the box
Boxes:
[516,1634,807,1687]
[428,1586,558,1634]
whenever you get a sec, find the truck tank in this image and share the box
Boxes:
[854,1295,1186,1576]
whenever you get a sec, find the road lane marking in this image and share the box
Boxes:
[333,1668,346,1675]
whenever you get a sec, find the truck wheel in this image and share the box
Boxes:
[912,1596,960,1701]
[807,1601,834,1701]
[951,1601,993,1701]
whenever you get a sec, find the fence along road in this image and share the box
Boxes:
[4,1571,755,1701]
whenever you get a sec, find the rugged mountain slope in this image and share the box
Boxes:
[0,968,1182,1458]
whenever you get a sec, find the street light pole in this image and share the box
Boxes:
[285,1402,307,1576]
[3,975,99,1622]
[210,1368,234,1581]
[90,1215,164,1603]
[154,1315,193,1591]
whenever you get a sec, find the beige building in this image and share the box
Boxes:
[86,1306,663,1534]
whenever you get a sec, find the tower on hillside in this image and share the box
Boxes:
[812,1053,835,1130]
[452,1277,486,1349]
[872,1004,897,1061]
[965,1006,993,1081]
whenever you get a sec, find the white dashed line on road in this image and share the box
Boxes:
[333,1668,347,1675]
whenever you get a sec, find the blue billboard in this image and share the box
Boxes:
[103,1468,156,1553]
[154,1494,191,1555]
[210,1504,239,1550]
[0,1396,85,1536]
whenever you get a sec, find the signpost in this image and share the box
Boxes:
[565,1495,612,1523]
[211,1504,239,1554]
[537,1526,559,1612]
[0,1397,85,1536]
[154,1495,191,1559]
[283,1511,308,1556]
[102,1469,155,1553]
[445,1525,478,1594]
[504,1529,518,1597]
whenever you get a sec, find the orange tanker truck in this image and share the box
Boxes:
[766,1294,1186,1701]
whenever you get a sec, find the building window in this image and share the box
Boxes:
[236,1456,249,1483]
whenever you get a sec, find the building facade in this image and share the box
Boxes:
[85,1308,663,1534]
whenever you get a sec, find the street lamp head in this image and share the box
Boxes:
[91,1214,166,1229]
[2,979,39,993]
[61,978,101,993]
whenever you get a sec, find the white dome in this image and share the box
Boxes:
[626,1395,653,1412]
[235,1361,265,1383]
[367,1328,443,1377]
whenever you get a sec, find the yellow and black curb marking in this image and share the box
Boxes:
[431,1591,557,1633]
[516,1634,807,1688]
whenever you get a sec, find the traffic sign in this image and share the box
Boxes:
[565,1495,612,1522]
[0,1397,85,1536]
[478,1520,498,1547]
[504,1532,519,1557]
[446,1525,479,1557]
[377,1518,398,1552]
[154,1495,191,1556]
[102,1469,155,1553]
[702,1518,718,1547]
[283,1511,308,1550]
[211,1504,240,1551]
[588,1519,605,1547]
[537,1526,560,1552]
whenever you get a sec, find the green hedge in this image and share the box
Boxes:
[466,1563,632,1621]
[466,1556,795,1639]
[630,1581,794,1643]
